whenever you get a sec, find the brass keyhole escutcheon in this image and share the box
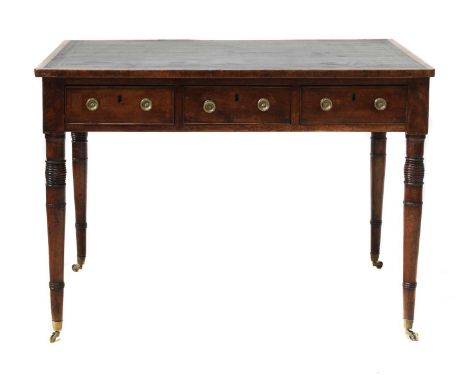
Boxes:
[257,98,270,112]
[374,98,387,111]
[86,98,99,111]
[140,98,153,112]
[320,97,333,111]
[203,99,216,113]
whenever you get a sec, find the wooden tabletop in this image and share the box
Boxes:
[35,40,434,79]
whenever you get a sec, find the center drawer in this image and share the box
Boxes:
[183,87,291,124]
[66,86,174,124]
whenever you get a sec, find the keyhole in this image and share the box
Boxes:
[117,95,123,103]
[352,93,356,101]
[234,93,240,102]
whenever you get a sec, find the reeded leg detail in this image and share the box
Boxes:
[45,133,66,342]
[71,132,88,272]
[370,132,386,269]
[403,134,425,341]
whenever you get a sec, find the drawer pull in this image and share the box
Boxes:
[203,99,216,113]
[320,97,333,111]
[257,98,270,112]
[374,98,387,111]
[140,98,153,112]
[86,98,99,111]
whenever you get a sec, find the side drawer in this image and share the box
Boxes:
[183,86,291,124]
[66,87,174,124]
[300,86,407,124]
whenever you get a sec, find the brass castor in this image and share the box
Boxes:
[50,331,60,343]
[372,260,383,269]
[404,319,419,341]
[72,263,83,272]
[371,253,383,269]
[405,329,419,341]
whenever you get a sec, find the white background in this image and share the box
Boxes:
[0,0,465,380]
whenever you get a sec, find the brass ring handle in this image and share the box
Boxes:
[320,98,333,111]
[140,98,153,112]
[257,98,270,112]
[203,99,216,113]
[374,98,387,111]
[86,98,99,111]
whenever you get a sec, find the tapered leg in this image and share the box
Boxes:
[370,132,386,269]
[71,132,88,272]
[45,133,66,343]
[403,134,425,341]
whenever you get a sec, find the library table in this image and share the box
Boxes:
[35,40,434,342]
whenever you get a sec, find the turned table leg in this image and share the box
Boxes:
[403,134,426,341]
[71,132,88,272]
[45,133,66,343]
[370,132,386,269]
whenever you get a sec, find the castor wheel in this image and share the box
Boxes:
[370,254,383,269]
[404,320,419,341]
[372,260,383,269]
[72,263,82,272]
[405,328,419,341]
[50,331,60,343]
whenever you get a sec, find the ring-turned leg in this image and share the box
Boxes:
[403,134,425,341]
[370,132,386,269]
[45,133,66,343]
[71,132,88,272]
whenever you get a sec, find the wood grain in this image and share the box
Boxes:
[43,79,65,133]
[300,86,407,124]
[45,133,66,325]
[407,78,430,134]
[403,134,425,324]
[370,133,387,268]
[71,132,88,268]
[183,86,291,124]
[66,86,174,124]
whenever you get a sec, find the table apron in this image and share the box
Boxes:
[65,123,406,132]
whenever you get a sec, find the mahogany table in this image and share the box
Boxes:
[35,40,434,342]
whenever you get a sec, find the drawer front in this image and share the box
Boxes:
[300,86,407,124]
[66,87,174,124]
[184,87,291,124]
